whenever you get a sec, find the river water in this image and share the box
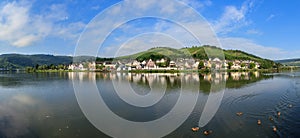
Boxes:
[0,71,299,137]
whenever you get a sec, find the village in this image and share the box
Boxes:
[67,58,261,71]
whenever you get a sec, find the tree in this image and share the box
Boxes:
[57,64,65,70]
[83,63,89,68]
[25,67,35,72]
[241,63,246,68]
[211,63,216,69]
[198,61,205,69]
[49,64,56,70]
[275,63,282,69]
[228,62,233,69]
[249,63,256,69]
[260,61,273,69]
[96,64,105,70]
[35,64,39,70]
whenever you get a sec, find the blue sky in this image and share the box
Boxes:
[0,0,299,60]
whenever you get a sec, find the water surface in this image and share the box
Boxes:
[0,71,299,137]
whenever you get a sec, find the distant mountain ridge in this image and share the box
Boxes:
[0,54,72,69]
[276,58,300,66]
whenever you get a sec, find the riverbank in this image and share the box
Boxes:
[18,66,299,73]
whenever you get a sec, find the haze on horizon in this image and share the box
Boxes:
[0,0,299,60]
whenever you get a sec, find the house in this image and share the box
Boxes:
[68,64,75,70]
[131,60,142,70]
[204,60,211,68]
[88,62,96,71]
[141,60,147,68]
[78,64,85,70]
[156,58,166,64]
[169,61,176,67]
[255,62,260,69]
[231,60,241,70]
[231,63,241,70]
[212,58,221,62]
[146,59,156,69]
[184,62,191,69]
[192,61,199,69]
[223,61,229,69]
[105,63,116,70]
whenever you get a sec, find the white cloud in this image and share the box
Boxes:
[220,37,300,60]
[0,1,84,47]
[266,14,275,21]
[246,29,263,35]
[213,0,256,34]
[55,22,86,40]
[124,0,156,10]
[12,35,39,47]
[179,0,212,10]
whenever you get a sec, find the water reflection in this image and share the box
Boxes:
[67,71,269,93]
[0,94,37,137]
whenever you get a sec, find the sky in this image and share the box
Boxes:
[0,0,299,60]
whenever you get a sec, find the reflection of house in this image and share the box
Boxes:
[253,71,260,78]
[204,74,212,81]
[230,72,241,80]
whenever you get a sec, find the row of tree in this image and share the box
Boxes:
[26,64,69,72]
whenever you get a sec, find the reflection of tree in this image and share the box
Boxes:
[225,74,272,89]
[0,76,22,87]
[67,72,273,94]
[199,72,273,93]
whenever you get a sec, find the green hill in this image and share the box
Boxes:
[117,46,275,69]
[0,54,72,69]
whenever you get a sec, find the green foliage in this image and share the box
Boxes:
[211,63,216,69]
[249,63,256,69]
[96,58,114,62]
[136,52,170,62]
[156,62,168,67]
[96,64,105,70]
[228,62,233,69]
[260,61,273,69]
[241,63,246,67]
[198,61,205,69]
[25,67,35,72]
[0,54,72,69]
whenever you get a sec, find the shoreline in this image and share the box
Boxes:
[8,66,298,73]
